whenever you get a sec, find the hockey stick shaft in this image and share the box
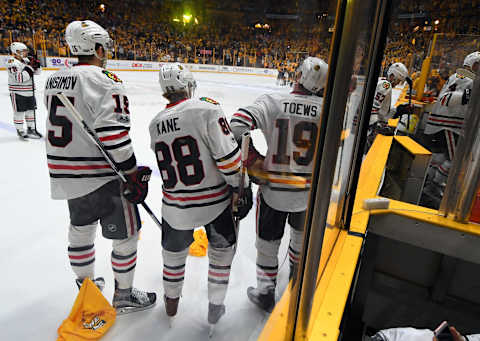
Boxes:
[234,132,251,228]
[56,92,162,229]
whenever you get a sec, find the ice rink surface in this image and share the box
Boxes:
[0,69,294,340]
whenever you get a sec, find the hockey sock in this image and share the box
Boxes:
[289,228,304,277]
[208,246,235,305]
[255,237,281,293]
[68,223,97,280]
[162,248,189,299]
[25,110,35,129]
[13,111,25,132]
[112,235,138,289]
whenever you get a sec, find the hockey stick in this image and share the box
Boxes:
[234,132,251,228]
[406,76,413,136]
[56,92,162,229]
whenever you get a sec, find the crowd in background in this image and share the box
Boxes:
[0,0,478,71]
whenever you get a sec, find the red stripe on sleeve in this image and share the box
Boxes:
[99,130,129,142]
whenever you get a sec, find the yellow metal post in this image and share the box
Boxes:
[415,33,440,100]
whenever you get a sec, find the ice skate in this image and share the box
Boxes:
[113,286,157,315]
[16,129,28,141]
[247,286,275,313]
[75,277,105,291]
[164,295,179,327]
[26,127,43,139]
[208,302,225,337]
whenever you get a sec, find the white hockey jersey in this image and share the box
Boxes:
[231,91,323,212]
[370,77,393,125]
[6,56,36,95]
[44,65,136,200]
[149,97,244,229]
[424,72,473,136]
[374,327,480,341]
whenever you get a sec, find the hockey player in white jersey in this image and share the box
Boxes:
[44,20,156,314]
[149,63,252,327]
[365,62,409,148]
[230,56,328,312]
[420,51,479,208]
[7,42,42,139]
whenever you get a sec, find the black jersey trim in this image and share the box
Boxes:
[163,182,227,194]
[50,172,117,179]
[162,195,230,209]
[95,126,130,132]
[215,146,240,162]
[238,108,257,128]
[116,154,137,172]
[47,155,106,162]
[230,118,251,127]
[222,168,240,176]
[104,139,131,150]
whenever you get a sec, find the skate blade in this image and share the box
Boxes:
[168,316,175,328]
[26,135,42,139]
[208,324,216,338]
[115,302,156,315]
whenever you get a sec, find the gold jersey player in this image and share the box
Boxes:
[230,56,328,312]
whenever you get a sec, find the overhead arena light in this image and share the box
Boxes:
[173,18,180,22]
[183,14,192,23]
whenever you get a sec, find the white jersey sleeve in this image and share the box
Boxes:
[44,65,136,200]
[149,97,242,229]
[370,78,392,125]
[231,92,323,212]
[6,56,35,95]
[424,73,473,135]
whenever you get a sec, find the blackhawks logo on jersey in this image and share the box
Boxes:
[102,70,122,83]
[200,97,219,105]
[382,82,390,89]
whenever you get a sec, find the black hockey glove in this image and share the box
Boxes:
[462,88,471,105]
[232,184,253,220]
[122,166,152,204]
[28,54,41,71]
[393,103,412,119]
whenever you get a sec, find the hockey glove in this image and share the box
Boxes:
[232,184,253,220]
[393,103,412,119]
[245,143,268,185]
[28,55,41,71]
[122,166,152,204]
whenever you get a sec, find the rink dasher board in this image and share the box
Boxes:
[0,55,278,77]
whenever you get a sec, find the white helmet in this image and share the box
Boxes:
[65,20,113,58]
[387,62,409,82]
[464,51,480,70]
[159,63,196,98]
[10,42,28,56]
[298,57,328,93]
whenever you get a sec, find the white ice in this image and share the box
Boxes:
[0,70,294,340]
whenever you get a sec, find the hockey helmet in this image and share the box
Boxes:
[10,42,28,56]
[387,62,409,83]
[298,57,328,93]
[464,51,480,71]
[159,63,197,98]
[65,20,113,58]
